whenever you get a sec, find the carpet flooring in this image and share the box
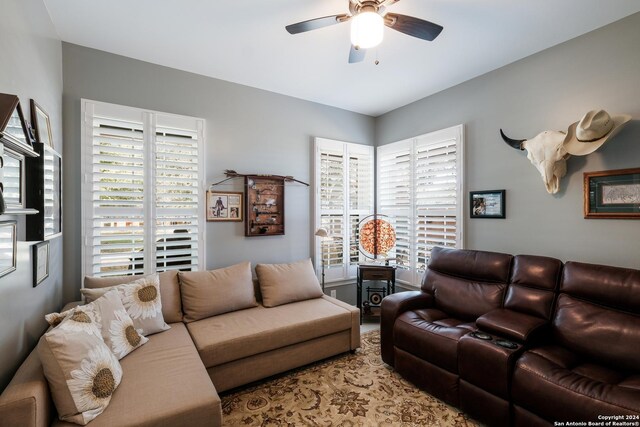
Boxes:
[220,331,479,426]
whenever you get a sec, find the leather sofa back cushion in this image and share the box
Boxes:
[425,270,506,321]
[561,261,640,313]
[178,262,257,322]
[423,247,513,289]
[256,259,324,308]
[504,255,562,319]
[84,271,183,323]
[553,294,640,371]
[421,247,511,321]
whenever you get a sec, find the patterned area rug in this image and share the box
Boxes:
[221,331,479,426]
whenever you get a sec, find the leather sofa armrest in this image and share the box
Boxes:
[476,308,548,343]
[380,291,433,366]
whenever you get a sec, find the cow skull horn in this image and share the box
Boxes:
[500,129,526,150]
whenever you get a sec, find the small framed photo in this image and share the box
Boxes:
[33,241,50,287]
[0,221,17,279]
[470,190,506,218]
[584,168,640,219]
[207,191,243,221]
[30,99,54,148]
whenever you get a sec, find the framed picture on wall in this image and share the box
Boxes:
[0,221,17,279]
[470,190,506,218]
[33,240,50,287]
[206,191,243,221]
[584,168,640,219]
[30,100,54,148]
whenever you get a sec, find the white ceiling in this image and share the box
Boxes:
[43,0,640,117]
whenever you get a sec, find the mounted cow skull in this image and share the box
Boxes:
[500,129,569,194]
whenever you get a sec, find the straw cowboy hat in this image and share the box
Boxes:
[564,109,631,156]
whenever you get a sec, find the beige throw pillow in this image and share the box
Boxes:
[81,274,170,336]
[255,259,323,307]
[38,316,123,425]
[178,262,257,322]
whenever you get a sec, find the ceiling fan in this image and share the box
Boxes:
[285,0,444,63]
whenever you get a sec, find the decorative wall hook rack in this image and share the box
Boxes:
[210,169,309,187]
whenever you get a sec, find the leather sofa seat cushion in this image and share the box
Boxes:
[187,298,352,368]
[394,309,475,373]
[84,271,183,323]
[512,346,640,421]
[54,323,221,427]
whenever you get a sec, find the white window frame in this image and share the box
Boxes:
[377,124,465,287]
[314,137,374,286]
[80,99,206,279]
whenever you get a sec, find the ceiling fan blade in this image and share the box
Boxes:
[348,45,366,63]
[384,13,443,41]
[379,0,400,7]
[286,14,350,34]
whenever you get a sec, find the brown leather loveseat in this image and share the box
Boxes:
[381,247,640,426]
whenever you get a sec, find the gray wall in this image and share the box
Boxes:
[376,12,640,269]
[0,0,63,391]
[61,43,375,301]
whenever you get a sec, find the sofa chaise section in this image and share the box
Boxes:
[187,295,360,392]
[0,322,221,427]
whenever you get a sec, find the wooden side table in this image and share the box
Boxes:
[357,264,396,324]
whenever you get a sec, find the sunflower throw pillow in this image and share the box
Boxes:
[81,274,170,336]
[88,290,149,359]
[38,315,123,425]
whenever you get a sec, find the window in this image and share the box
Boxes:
[314,138,374,283]
[377,125,464,286]
[81,100,205,278]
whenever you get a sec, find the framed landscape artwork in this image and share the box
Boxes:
[206,191,243,221]
[470,190,506,219]
[584,168,640,219]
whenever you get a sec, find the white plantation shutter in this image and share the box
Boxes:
[319,149,345,269]
[314,138,374,283]
[377,125,464,286]
[378,140,413,283]
[82,100,205,278]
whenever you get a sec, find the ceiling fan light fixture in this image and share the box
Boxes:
[350,11,384,49]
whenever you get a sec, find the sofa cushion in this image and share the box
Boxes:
[255,259,323,307]
[394,309,475,373]
[512,346,640,421]
[421,247,510,321]
[53,323,221,427]
[81,275,170,336]
[84,271,183,323]
[553,294,640,372]
[186,298,353,368]
[38,316,123,425]
[178,262,257,322]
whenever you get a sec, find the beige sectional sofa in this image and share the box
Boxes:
[0,268,361,427]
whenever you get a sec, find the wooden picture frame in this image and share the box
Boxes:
[0,221,17,279]
[245,176,285,236]
[206,191,243,221]
[584,168,640,219]
[30,100,54,148]
[33,240,50,287]
[470,190,506,218]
